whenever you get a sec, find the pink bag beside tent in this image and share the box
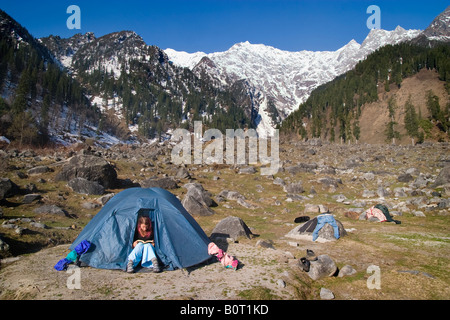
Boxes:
[208,242,239,270]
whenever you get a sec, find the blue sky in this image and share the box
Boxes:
[1,0,447,53]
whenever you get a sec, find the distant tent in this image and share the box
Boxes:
[69,187,212,271]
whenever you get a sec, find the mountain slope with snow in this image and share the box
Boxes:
[165,27,422,136]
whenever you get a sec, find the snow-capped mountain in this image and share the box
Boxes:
[40,29,257,142]
[412,5,450,47]
[165,27,422,137]
[423,5,450,41]
[39,32,96,71]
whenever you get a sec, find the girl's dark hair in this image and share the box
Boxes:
[137,216,151,225]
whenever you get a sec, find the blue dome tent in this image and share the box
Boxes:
[69,187,211,271]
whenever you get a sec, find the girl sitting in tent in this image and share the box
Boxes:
[126,216,161,273]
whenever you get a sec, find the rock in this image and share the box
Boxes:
[210,216,253,240]
[256,239,275,249]
[55,155,118,188]
[316,221,347,241]
[14,227,25,235]
[183,183,215,207]
[398,173,414,183]
[0,178,20,200]
[182,183,216,216]
[0,236,10,252]
[362,190,376,198]
[97,193,115,205]
[30,222,48,229]
[277,279,286,288]
[344,210,361,220]
[333,194,347,203]
[219,190,245,201]
[338,265,357,277]
[33,205,67,216]
[318,177,342,188]
[238,166,256,174]
[24,183,38,194]
[377,187,390,198]
[406,167,420,176]
[394,187,407,197]
[307,255,337,280]
[81,202,100,210]
[1,223,16,229]
[283,182,304,194]
[273,177,285,186]
[236,197,259,209]
[22,194,42,204]
[320,288,335,300]
[363,172,375,181]
[345,157,362,168]
[218,190,256,208]
[175,167,190,179]
[68,178,105,195]
[304,204,320,214]
[141,177,178,189]
[432,165,450,187]
[413,174,428,188]
[412,210,426,217]
[182,194,216,216]
[27,166,52,175]
[15,171,27,179]
[397,270,435,278]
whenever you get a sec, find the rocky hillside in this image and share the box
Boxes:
[40,30,255,141]
[0,9,99,146]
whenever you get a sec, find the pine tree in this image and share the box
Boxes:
[7,111,38,147]
[403,96,420,144]
[12,71,30,114]
[385,97,400,144]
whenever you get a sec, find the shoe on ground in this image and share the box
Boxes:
[126,260,134,273]
[151,258,161,273]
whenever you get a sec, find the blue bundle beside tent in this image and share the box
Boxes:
[67,187,211,271]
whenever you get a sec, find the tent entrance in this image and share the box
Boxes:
[137,208,154,219]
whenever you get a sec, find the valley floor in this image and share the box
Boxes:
[0,140,449,301]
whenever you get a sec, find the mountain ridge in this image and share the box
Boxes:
[1,7,449,147]
[165,26,423,136]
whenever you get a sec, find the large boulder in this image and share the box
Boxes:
[210,216,253,240]
[307,255,338,280]
[0,178,20,200]
[283,182,304,194]
[432,165,450,188]
[181,183,215,216]
[182,195,215,216]
[183,183,215,207]
[55,155,117,188]
[68,178,105,195]
[286,217,347,242]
